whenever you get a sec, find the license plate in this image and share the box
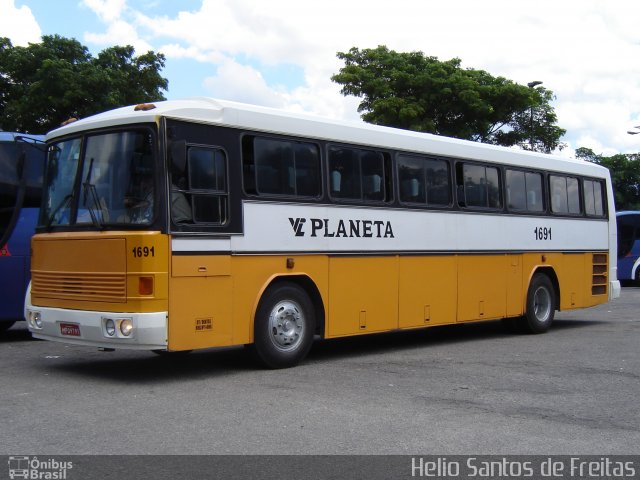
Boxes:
[60,323,81,337]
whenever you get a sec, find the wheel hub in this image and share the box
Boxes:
[268,300,304,351]
[533,286,552,322]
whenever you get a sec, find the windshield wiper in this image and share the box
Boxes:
[82,181,105,229]
[81,156,105,229]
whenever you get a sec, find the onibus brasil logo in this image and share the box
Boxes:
[8,456,73,479]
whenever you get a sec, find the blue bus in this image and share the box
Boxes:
[617,211,640,283]
[0,132,45,332]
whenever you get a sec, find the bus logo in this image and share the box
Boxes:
[7,456,73,479]
[289,217,306,237]
[8,457,29,479]
[288,217,394,238]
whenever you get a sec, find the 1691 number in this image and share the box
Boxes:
[132,246,155,258]
[534,227,552,241]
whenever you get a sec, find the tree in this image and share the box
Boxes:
[331,46,565,153]
[576,147,640,210]
[0,35,168,133]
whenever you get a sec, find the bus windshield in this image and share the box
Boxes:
[40,129,156,228]
[616,211,640,282]
[0,134,45,243]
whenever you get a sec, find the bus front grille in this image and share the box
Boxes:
[31,271,127,303]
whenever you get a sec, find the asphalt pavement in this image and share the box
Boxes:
[1,287,639,455]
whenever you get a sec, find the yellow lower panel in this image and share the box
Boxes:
[169,255,330,350]
[165,251,609,351]
[327,256,398,337]
[457,255,508,322]
[506,254,524,317]
[168,274,233,351]
[398,256,457,327]
[559,253,586,309]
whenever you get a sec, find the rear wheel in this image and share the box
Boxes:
[521,273,556,333]
[251,282,315,369]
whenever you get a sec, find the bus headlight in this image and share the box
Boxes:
[28,311,42,329]
[102,317,133,338]
[105,318,116,337]
[119,318,133,337]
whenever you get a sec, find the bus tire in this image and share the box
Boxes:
[251,282,315,369]
[521,273,556,334]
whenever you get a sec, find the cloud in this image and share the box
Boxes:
[84,19,153,53]
[82,0,127,23]
[0,0,41,46]
[157,43,226,64]
[203,58,286,108]
[34,0,640,155]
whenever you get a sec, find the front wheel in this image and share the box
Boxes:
[521,273,556,334]
[251,282,316,369]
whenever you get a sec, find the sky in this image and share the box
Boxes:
[1,0,640,158]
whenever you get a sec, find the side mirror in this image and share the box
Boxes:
[170,140,187,174]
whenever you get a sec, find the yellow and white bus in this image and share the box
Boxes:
[25,98,620,368]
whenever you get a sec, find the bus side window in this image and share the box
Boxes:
[398,154,450,206]
[584,179,604,217]
[551,174,581,215]
[550,175,568,213]
[329,147,360,199]
[172,146,228,226]
[243,136,320,198]
[506,170,526,210]
[525,172,544,212]
[567,177,581,214]
[506,170,544,213]
[329,146,389,203]
[456,162,501,209]
[361,151,384,201]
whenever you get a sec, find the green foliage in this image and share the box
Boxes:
[576,147,640,211]
[332,46,566,153]
[0,35,168,133]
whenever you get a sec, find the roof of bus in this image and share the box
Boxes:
[46,97,609,178]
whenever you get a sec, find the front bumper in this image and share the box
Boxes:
[25,284,167,350]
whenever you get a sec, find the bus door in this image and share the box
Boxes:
[165,120,242,350]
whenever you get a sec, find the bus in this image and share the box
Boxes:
[8,456,30,479]
[616,211,640,283]
[0,132,45,333]
[24,98,620,368]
